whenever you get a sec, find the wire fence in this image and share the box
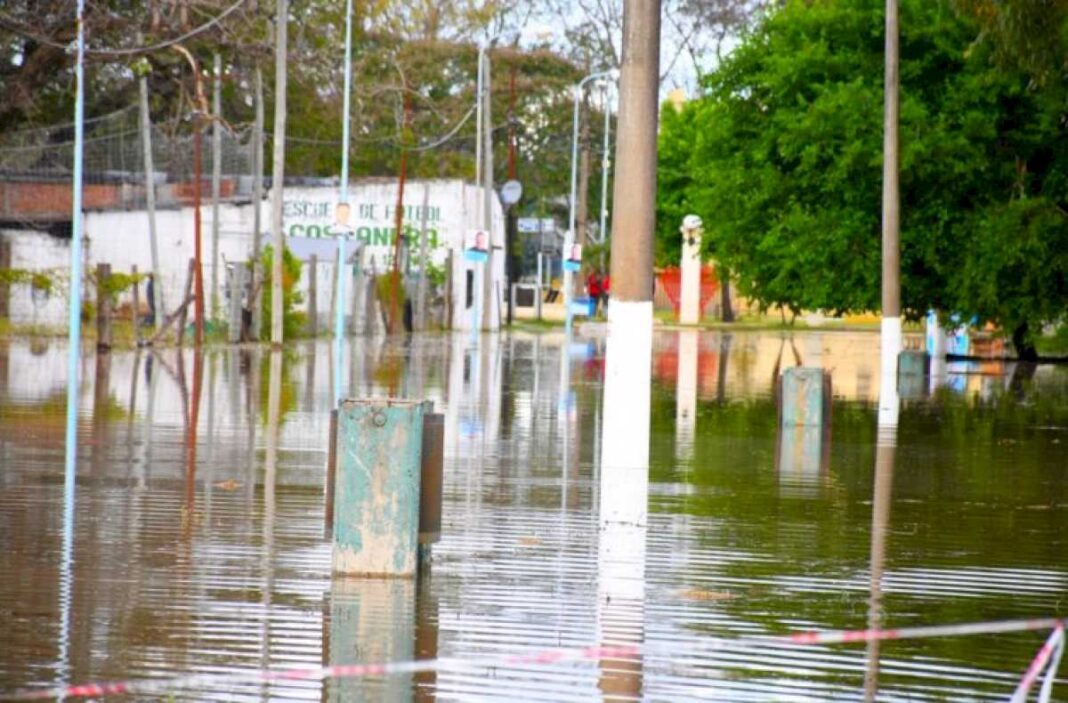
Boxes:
[0,106,256,223]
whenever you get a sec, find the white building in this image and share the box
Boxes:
[0,178,505,332]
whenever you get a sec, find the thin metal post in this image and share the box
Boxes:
[65,0,86,488]
[61,3,86,685]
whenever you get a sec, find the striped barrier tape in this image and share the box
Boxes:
[3,617,1064,701]
[1011,623,1065,703]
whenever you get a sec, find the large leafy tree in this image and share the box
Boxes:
[658,0,1067,355]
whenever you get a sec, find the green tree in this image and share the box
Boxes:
[658,0,1068,354]
[260,245,305,341]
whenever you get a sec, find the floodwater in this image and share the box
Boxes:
[0,329,1066,701]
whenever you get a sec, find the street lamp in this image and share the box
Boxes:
[566,69,617,334]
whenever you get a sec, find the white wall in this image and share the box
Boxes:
[3,179,505,331]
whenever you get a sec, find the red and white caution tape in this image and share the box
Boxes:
[1011,623,1065,703]
[3,617,1064,701]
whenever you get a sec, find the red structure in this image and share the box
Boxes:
[657,265,720,314]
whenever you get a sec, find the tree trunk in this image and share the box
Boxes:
[719,263,734,322]
[1012,322,1039,362]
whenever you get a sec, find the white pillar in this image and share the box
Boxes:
[926,311,948,393]
[679,215,703,325]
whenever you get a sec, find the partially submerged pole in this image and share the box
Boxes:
[251,66,265,341]
[64,0,87,490]
[270,0,289,347]
[415,183,430,331]
[211,53,223,320]
[138,59,164,332]
[879,0,902,427]
[481,54,495,331]
[333,0,354,402]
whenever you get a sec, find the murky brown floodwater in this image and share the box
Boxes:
[0,329,1066,700]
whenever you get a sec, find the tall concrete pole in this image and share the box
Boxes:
[270,0,289,347]
[568,70,614,332]
[138,63,164,332]
[598,82,612,246]
[211,53,223,320]
[608,0,660,305]
[879,0,901,426]
[334,0,354,405]
[481,52,495,331]
[251,66,265,341]
[597,2,659,662]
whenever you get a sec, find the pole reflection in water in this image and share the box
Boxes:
[675,329,699,464]
[91,349,111,475]
[597,303,653,698]
[559,331,572,511]
[183,349,205,537]
[323,579,416,702]
[413,578,439,702]
[262,348,282,697]
[864,422,897,701]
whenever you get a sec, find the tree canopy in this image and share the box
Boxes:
[657,0,1067,353]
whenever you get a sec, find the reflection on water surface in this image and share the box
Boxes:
[0,330,1065,700]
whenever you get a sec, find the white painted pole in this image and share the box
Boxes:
[879,0,901,427]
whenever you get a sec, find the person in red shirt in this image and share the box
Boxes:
[587,270,604,316]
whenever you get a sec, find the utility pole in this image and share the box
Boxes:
[577,94,591,247]
[879,0,901,426]
[211,53,222,321]
[481,53,495,331]
[138,53,164,333]
[270,0,289,347]
[505,65,518,326]
[251,66,265,341]
[608,0,659,305]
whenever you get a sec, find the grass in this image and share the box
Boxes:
[1036,324,1068,357]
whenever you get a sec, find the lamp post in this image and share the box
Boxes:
[566,69,616,334]
[473,27,551,332]
[598,80,613,246]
